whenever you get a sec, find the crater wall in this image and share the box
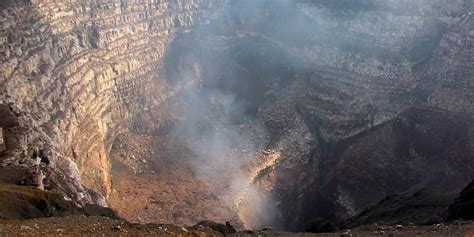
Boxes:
[0,0,227,205]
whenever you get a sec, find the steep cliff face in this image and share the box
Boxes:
[0,0,227,205]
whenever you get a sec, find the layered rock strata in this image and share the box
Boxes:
[0,0,227,205]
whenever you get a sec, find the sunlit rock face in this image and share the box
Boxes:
[0,0,228,205]
[1,0,473,231]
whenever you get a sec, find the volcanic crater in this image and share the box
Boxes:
[0,0,473,234]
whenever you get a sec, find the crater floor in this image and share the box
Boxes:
[108,132,248,228]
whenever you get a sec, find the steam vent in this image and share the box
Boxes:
[1,0,474,236]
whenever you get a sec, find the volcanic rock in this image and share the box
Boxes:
[448,180,474,221]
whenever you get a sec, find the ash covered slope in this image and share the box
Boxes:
[0,0,228,205]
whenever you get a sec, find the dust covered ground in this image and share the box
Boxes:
[0,216,473,236]
[108,132,254,228]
